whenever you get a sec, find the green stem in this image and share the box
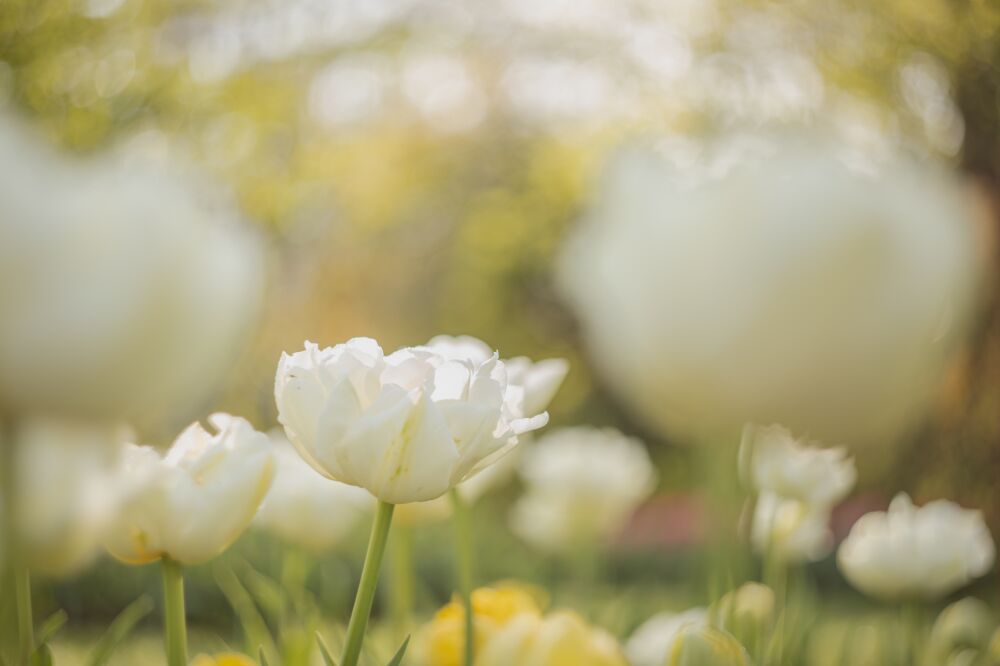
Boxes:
[2,419,33,663]
[449,489,475,666]
[14,563,33,662]
[341,500,395,666]
[389,524,415,641]
[161,557,188,666]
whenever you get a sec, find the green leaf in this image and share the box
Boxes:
[36,609,68,646]
[386,635,410,666]
[86,595,154,666]
[214,564,279,664]
[29,643,52,666]
[258,645,270,666]
[316,631,338,666]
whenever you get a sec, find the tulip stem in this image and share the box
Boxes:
[161,557,188,666]
[341,500,395,666]
[2,420,34,663]
[389,524,415,641]
[449,489,475,666]
[14,561,33,661]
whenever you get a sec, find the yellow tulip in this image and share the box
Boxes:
[477,611,626,666]
[424,583,543,666]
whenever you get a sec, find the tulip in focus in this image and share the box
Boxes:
[510,427,656,553]
[104,413,275,565]
[476,610,627,666]
[254,433,372,552]
[425,335,568,502]
[625,608,708,666]
[665,625,751,666]
[558,131,980,453]
[274,338,549,504]
[837,493,995,600]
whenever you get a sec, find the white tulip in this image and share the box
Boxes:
[104,413,275,565]
[510,427,656,552]
[424,335,568,501]
[838,493,995,600]
[254,434,373,552]
[274,338,549,504]
[425,335,569,419]
[11,418,130,576]
[558,131,980,450]
[751,492,833,563]
[742,424,856,508]
[0,115,263,429]
[625,608,708,666]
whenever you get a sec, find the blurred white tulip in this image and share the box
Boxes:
[104,413,275,565]
[742,424,856,507]
[0,115,263,430]
[11,418,130,576]
[558,131,980,451]
[510,426,656,552]
[425,335,568,502]
[274,338,549,504]
[751,492,833,563]
[837,493,995,600]
[625,608,708,666]
[254,433,373,552]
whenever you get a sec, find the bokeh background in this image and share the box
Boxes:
[2,0,1000,662]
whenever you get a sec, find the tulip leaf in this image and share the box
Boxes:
[36,609,68,646]
[386,635,410,666]
[29,643,52,666]
[258,645,270,666]
[86,595,154,666]
[316,631,338,666]
[215,564,279,665]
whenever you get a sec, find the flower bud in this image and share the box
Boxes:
[930,598,995,659]
[666,625,751,666]
[714,582,775,655]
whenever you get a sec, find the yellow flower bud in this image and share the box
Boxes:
[666,625,751,666]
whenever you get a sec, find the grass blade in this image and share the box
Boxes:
[86,595,154,666]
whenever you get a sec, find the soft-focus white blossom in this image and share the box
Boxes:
[254,433,372,552]
[274,338,549,504]
[743,424,856,507]
[751,492,833,562]
[625,608,708,666]
[510,427,655,552]
[558,131,980,451]
[425,335,568,501]
[12,418,131,576]
[104,413,275,565]
[837,493,995,600]
[0,115,263,430]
